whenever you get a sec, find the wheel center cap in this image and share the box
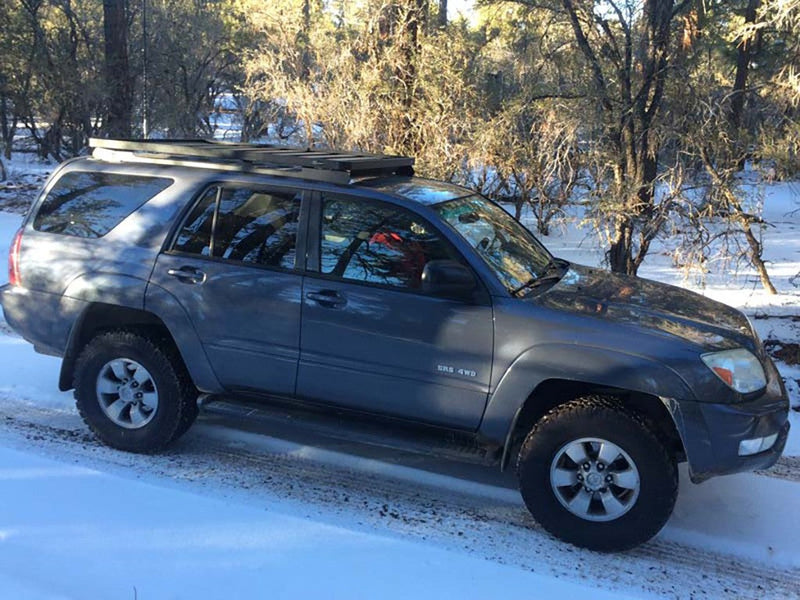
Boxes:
[119,386,134,402]
[586,472,603,489]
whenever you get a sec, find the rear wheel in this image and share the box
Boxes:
[74,331,198,452]
[516,396,677,551]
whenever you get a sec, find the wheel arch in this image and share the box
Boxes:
[479,345,692,471]
[59,302,219,393]
[497,379,686,471]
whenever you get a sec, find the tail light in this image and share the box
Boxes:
[8,228,22,287]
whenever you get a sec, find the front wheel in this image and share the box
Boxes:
[516,396,677,551]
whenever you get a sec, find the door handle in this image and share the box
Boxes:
[167,266,206,284]
[306,290,346,308]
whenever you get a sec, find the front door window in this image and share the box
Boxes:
[320,196,461,291]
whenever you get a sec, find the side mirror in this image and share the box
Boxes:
[421,260,476,298]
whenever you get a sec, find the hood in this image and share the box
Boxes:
[534,264,757,352]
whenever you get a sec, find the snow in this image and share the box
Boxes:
[666,466,800,568]
[0,155,799,598]
[4,447,643,600]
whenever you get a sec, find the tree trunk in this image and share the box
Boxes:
[103,0,132,138]
[743,223,777,294]
[608,219,633,274]
[729,0,761,131]
[394,1,425,152]
[438,0,447,28]
[700,146,778,295]
[0,93,12,159]
[299,0,312,81]
[300,0,313,144]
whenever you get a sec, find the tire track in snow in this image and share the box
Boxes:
[1,408,799,600]
[761,456,800,483]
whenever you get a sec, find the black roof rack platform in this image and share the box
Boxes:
[88,138,415,184]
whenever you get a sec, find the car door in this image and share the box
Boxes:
[296,193,494,430]
[149,183,306,395]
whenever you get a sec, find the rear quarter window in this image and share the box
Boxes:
[33,171,173,238]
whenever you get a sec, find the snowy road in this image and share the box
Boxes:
[1,391,799,599]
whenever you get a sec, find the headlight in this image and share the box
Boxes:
[701,348,766,394]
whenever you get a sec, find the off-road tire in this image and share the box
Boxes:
[74,330,198,453]
[516,395,678,552]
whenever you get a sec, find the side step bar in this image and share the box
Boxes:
[199,396,501,467]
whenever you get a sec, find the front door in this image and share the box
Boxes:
[297,193,494,429]
[150,184,305,395]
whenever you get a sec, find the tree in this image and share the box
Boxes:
[102,0,132,138]
[750,0,800,105]
[0,0,25,159]
[740,0,800,179]
[668,107,778,294]
[15,0,105,159]
[729,0,761,132]
[490,1,689,274]
[239,0,480,178]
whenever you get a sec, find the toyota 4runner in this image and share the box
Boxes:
[1,138,790,551]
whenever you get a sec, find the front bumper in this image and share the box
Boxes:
[669,356,791,483]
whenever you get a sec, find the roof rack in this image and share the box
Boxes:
[88,138,415,185]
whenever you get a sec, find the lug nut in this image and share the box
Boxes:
[131,381,138,388]
[577,474,583,481]
[583,463,591,471]
[597,463,604,471]
[136,392,143,399]
[605,475,612,483]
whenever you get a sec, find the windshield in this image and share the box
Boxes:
[434,195,556,294]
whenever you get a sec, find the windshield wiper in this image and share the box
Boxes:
[511,258,569,297]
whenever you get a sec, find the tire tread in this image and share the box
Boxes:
[74,330,197,452]
[516,394,678,551]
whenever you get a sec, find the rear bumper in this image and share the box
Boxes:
[671,356,791,483]
[0,284,76,356]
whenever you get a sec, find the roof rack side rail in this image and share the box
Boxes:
[88,138,415,180]
[90,146,351,185]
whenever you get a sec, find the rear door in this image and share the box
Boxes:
[149,183,306,395]
[296,193,494,429]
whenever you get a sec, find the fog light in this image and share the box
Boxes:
[738,433,779,456]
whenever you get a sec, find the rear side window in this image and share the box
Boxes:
[33,171,173,238]
[173,187,217,256]
[213,188,301,269]
[172,185,302,270]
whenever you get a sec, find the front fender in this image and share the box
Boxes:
[478,343,695,445]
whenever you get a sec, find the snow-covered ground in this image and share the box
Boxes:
[0,156,799,599]
[6,444,645,600]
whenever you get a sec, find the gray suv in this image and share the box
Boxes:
[1,139,790,551]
